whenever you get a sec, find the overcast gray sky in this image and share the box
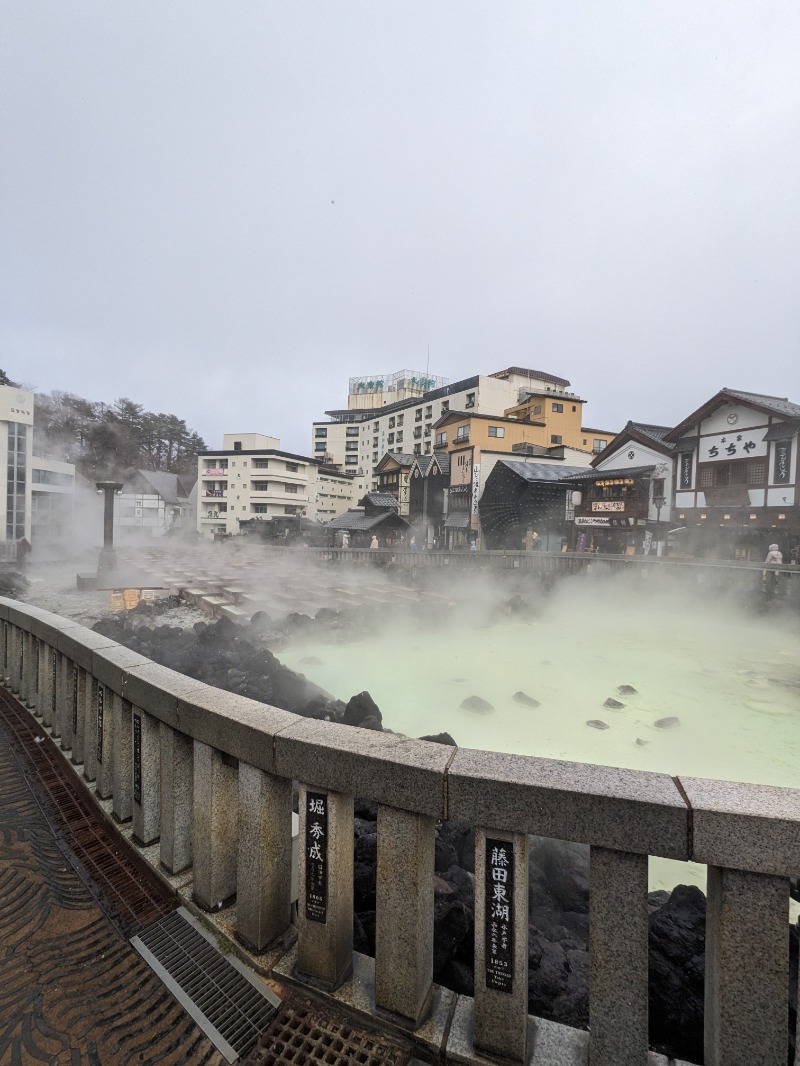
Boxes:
[2,2,798,454]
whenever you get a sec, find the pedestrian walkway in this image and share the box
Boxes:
[0,688,416,1066]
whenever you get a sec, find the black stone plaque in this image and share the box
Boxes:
[97,685,104,765]
[774,440,790,484]
[133,714,142,805]
[3,623,7,669]
[72,664,79,733]
[305,791,328,924]
[679,452,693,489]
[485,837,514,993]
[35,640,40,690]
[51,651,57,717]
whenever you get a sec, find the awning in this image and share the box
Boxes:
[444,512,471,528]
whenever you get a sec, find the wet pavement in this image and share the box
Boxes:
[0,687,414,1066]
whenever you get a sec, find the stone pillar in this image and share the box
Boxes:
[192,741,239,911]
[589,847,650,1066]
[95,683,113,799]
[20,631,34,707]
[236,762,293,952]
[159,723,193,874]
[473,829,529,1064]
[375,805,435,1027]
[60,659,78,753]
[111,696,133,823]
[71,667,88,766]
[83,677,98,783]
[0,621,7,681]
[296,786,353,991]
[9,625,21,694]
[42,646,58,729]
[132,709,161,846]
[51,652,65,740]
[704,865,789,1066]
[34,638,44,716]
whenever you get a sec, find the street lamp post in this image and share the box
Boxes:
[653,494,667,555]
[96,481,123,579]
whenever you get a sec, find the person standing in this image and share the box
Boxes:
[370,534,379,550]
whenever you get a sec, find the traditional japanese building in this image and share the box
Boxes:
[478,461,591,550]
[664,388,800,560]
[407,452,450,548]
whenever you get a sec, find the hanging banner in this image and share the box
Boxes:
[773,441,791,484]
[679,453,693,489]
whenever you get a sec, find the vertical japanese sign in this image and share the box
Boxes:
[485,837,514,993]
[72,664,79,733]
[679,452,693,489]
[35,640,40,691]
[3,623,8,670]
[133,713,142,805]
[96,685,105,765]
[305,791,328,923]
[773,441,791,484]
[51,651,57,719]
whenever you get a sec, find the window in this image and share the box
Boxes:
[345,441,358,451]
[698,459,766,488]
[233,441,242,451]
[315,442,327,452]
[593,440,607,453]
[651,478,666,500]
[424,425,432,437]
[583,439,588,446]
[242,461,248,467]
[552,403,564,413]
[396,431,403,443]
[373,437,378,447]
[345,456,358,465]
[533,405,542,415]
[413,427,422,439]
[285,483,298,493]
[372,452,378,461]
[435,432,447,448]
[425,406,432,417]
[413,444,421,455]
[388,417,395,429]
[415,410,422,422]
[315,428,327,438]
[465,392,475,409]
[572,406,577,412]
[424,441,431,454]
[284,506,299,514]
[253,504,269,513]
[253,459,269,468]
[346,426,359,437]
[551,434,562,444]
[388,433,395,445]
[441,401,449,413]
[488,426,505,438]
[397,414,404,426]
[252,481,270,491]
[285,462,299,473]
[455,427,469,441]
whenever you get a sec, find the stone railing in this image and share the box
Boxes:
[2,596,798,1066]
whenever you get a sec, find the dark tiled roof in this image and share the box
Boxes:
[563,464,656,481]
[626,422,674,445]
[491,367,571,387]
[763,419,800,441]
[499,462,592,482]
[362,492,399,510]
[327,511,392,531]
[444,512,471,528]
[722,389,800,419]
[667,388,800,441]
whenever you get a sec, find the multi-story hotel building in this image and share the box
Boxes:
[312,367,614,489]
[197,433,365,538]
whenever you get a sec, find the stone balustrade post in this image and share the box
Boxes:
[83,677,98,782]
[132,709,160,846]
[192,740,239,910]
[159,723,193,874]
[473,829,529,1063]
[52,651,66,740]
[111,696,133,823]
[704,866,789,1066]
[296,786,353,991]
[71,667,88,765]
[59,658,78,753]
[20,630,34,706]
[236,762,293,952]
[375,805,435,1027]
[9,625,21,694]
[589,847,650,1066]
[0,620,7,680]
[95,683,113,799]
[42,646,58,729]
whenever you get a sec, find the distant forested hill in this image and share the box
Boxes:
[2,370,206,482]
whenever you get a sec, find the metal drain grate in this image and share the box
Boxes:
[132,907,279,1062]
[247,997,411,1065]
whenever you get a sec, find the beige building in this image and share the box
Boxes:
[312,366,613,489]
[197,432,365,537]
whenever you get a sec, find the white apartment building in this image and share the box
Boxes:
[197,432,364,537]
[312,367,576,489]
[0,384,76,546]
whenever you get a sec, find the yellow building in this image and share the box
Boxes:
[503,391,615,454]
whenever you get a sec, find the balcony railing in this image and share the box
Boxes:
[3,589,798,1066]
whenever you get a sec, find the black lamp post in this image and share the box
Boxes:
[96,481,123,578]
[653,494,667,553]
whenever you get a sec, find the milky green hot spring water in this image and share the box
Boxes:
[281,585,800,905]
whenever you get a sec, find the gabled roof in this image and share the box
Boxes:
[375,452,415,471]
[411,451,451,477]
[763,419,800,441]
[490,367,571,387]
[590,421,675,467]
[130,470,190,504]
[326,510,408,531]
[359,492,399,510]
[666,388,800,441]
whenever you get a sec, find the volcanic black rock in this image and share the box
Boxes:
[513,691,541,707]
[603,697,625,709]
[654,716,680,729]
[343,690,383,728]
[460,695,495,714]
[586,719,609,730]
